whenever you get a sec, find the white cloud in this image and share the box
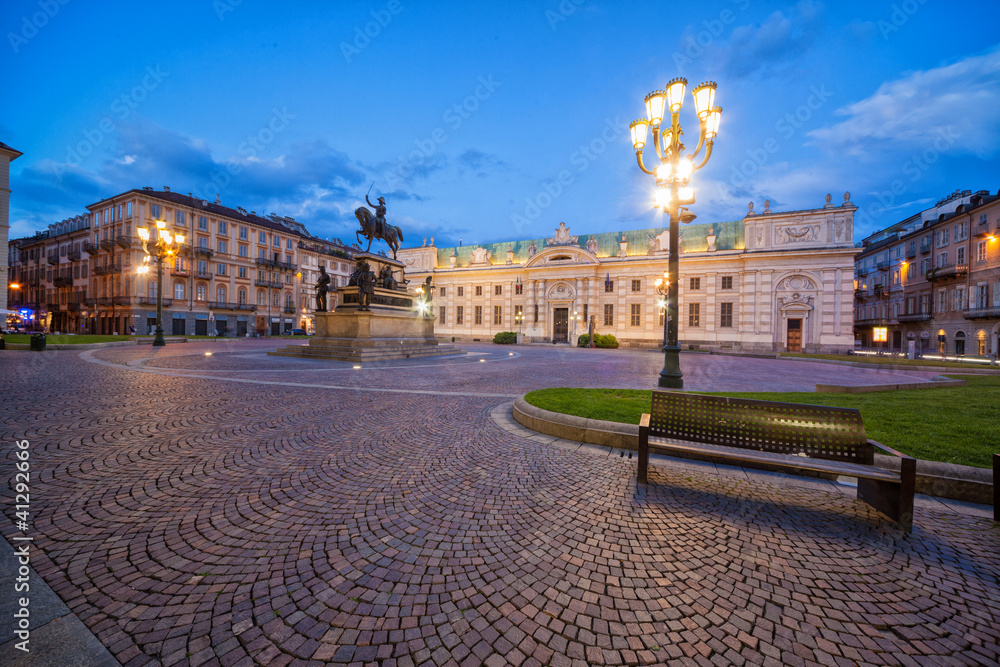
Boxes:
[809,48,1000,158]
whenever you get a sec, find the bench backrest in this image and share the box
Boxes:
[649,391,873,464]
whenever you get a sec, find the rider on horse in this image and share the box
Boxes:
[366,194,387,239]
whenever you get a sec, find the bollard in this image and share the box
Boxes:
[30,333,46,351]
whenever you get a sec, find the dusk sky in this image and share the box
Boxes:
[3,0,999,248]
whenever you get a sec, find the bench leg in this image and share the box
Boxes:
[638,430,649,484]
[858,458,915,532]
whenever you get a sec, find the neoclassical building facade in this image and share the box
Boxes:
[398,194,858,353]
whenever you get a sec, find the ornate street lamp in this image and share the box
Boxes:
[631,78,721,388]
[136,220,184,347]
[515,309,524,334]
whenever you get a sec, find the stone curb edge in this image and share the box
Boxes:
[512,396,995,505]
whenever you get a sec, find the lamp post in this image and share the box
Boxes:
[136,220,184,347]
[515,309,524,334]
[630,78,721,388]
[653,271,669,346]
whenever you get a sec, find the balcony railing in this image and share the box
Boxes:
[255,257,298,271]
[170,267,189,277]
[919,242,931,254]
[876,260,889,271]
[254,279,283,289]
[93,263,123,276]
[115,234,133,249]
[113,296,133,306]
[195,270,213,280]
[53,276,73,288]
[138,296,173,307]
[82,242,100,255]
[193,247,214,258]
[974,222,991,237]
[283,306,295,314]
[896,312,933,322]
[208,301,257,311]
[47,253,60,265]
[67,302,82,312]
[856,267,869,277]
[99,238,117,251]
[926,264,967,282]
[963,306,1000,319]
[905,246,916,258]
[68,248,82,261]
[854,318,885,327]
[46,302,62,311]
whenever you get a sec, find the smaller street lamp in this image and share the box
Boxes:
[653,271,669,346]
[515,309,524,334]
[136,220,184,347]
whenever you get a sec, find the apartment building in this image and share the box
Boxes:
[8,187,355,335]
[854,189,1000,356]
[0,141,22,319]
[399,195,859,353]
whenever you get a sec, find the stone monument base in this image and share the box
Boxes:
[270,287,461,362]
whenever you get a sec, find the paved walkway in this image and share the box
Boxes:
[1,341,997,666]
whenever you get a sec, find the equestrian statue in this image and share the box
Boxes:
[355,188,403,259]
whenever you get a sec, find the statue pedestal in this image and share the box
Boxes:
[270,287,462,362]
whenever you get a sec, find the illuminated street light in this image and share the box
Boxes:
[137,220,184,347]
[630,78,721,388]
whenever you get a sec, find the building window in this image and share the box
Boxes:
[175,211,186,226]
[198,260,208,274]
[920,258,930,274]
[257,291,265,306]
[198,237,209,250]
[439,306,446,324]
[892,269,900,285]
[604,279,614,293]
[515,283,522,295]
[217,263,227,276]
[977,284,988,309]
[456,306,464,325]
[259,232,266,244]
[475,285,483,296]
[534,304,539,323]
[954,287,965,311]
[239,245,248,258]
[937,252,948,268]
[439,287,446,297]
[174,283,185,300]
[688,303,700,327]
[150,204,162,219]
[630,303,641,326]
[494,305,502,325]
[286,254,293,265]
[238,289,247,305]
[721,276,733,290]
[196,216,206,231]
[273,236,281,248]
[258,248,266,259]
[474,305,483,325]
[631,279,641,292]
[238,266,247,278]
[689,277,701,290]
[218,240,228,254]
[197,285,207,301]
[239,226,247,240]
[957,246,965,265]
[458,286,464,297]
[938,228,949,246]
[720,302,733,328]
[495,285,502,296]
[977,241,987,262]
[217,286,227,303]
[935,290,946,313]
[286,239,293,250]
[126,202,132,218]
[582,304,587,325]
[214,220,225,236]
[604,304,613,326]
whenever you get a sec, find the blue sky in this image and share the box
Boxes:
[3,0,999,248]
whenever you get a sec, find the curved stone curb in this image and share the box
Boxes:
[815,377,967,393]
[513,395,994,505]
[1,340,140,351]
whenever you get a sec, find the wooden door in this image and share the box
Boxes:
[787,318,802,352]
[554,308,568,342]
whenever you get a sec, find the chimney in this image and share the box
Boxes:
[164,186,170,192]
[188,192,192,198]
[215,194,221,204]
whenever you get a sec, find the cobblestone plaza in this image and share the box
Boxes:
[2,342,998,666]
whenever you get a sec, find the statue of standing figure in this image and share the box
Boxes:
[420,276,434,318]
[315,265,331,312]
[355,259,375,311]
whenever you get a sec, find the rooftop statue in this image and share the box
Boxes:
[547,222,579,247]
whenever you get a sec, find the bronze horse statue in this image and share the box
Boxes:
[355,204,403,259]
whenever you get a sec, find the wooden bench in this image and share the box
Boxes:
[638,391,916,531]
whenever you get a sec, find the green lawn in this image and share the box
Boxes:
[524,376,1000,468]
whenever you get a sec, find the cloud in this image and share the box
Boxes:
[456,148,509,177]
[725,0,824,77]
[809,48,1000,158]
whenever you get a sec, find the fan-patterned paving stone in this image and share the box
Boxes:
[0,341,996,667]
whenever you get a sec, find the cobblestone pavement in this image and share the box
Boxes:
[1,341,997,667]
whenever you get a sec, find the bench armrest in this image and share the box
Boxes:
[868,438,914,461]
[640,413,650,428]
